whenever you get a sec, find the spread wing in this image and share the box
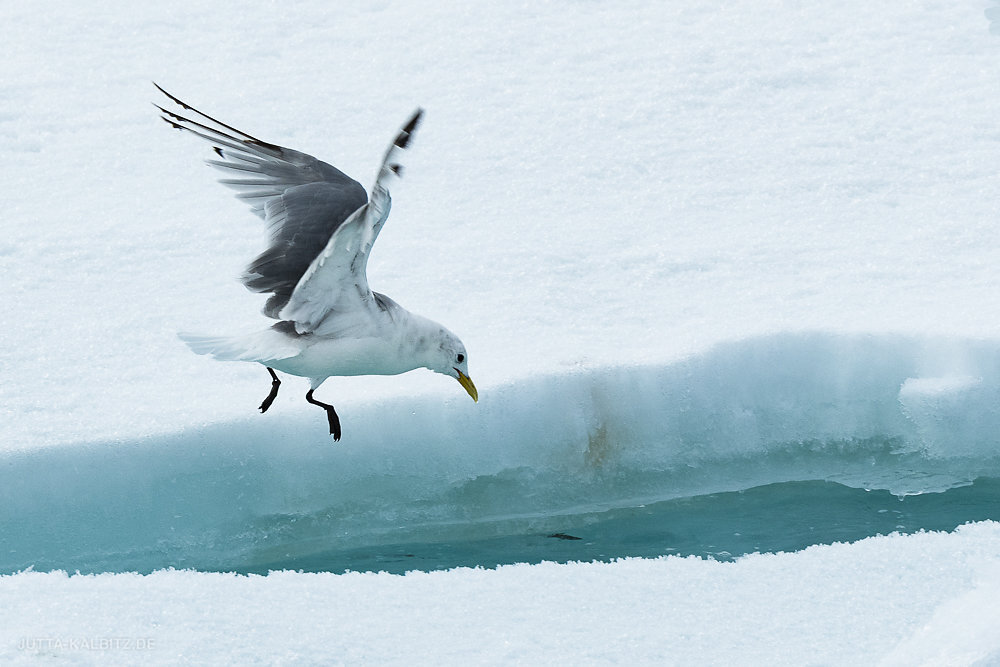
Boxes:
[155,84,369,319]
[276,109,423,335]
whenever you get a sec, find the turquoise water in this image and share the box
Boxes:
[5,465,995,576]
[244,477,1000,574]
[2,412,999,575]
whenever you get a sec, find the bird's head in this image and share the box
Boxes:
[430,328,478,402]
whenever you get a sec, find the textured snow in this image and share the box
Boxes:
[3,0,1000,663]
[6,0,1000,449]
[3,523,1000,665]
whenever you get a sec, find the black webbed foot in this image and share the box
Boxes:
[306,389,342,441]
[259,367,281,413]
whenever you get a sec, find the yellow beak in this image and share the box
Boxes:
[456,370,478,402]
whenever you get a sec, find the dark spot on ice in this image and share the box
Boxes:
[213,146,224,157]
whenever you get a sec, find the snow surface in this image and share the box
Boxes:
[3,524,1000,665]
[3,0,1000,663]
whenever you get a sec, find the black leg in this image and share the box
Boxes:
[259,367,281,413]
[306,389,342,441]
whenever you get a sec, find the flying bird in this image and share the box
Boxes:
[156,84,477,440]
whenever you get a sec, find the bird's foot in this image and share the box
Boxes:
[306,389,342,442]
[326,408,342,442]
[259,368,281,413]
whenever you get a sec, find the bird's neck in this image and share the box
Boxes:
[393,309,449,371]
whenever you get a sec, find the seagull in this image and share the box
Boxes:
[156,85,477,441]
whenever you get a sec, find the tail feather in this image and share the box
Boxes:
[179,329,302,363]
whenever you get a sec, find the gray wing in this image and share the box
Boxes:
[155,84,368,318]
[278,109,423,335]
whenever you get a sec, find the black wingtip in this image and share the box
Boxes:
[159,116,184,130]
[402,108,424,134]
[152,84,278,150]
[153,82,191,111]
[394,108,424,149]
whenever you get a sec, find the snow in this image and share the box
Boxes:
[3,0,1000,663]
[2,523,999,665]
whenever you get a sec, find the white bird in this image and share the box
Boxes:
[156,85,477,440]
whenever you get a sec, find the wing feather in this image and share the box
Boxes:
[278,109,424,334]
[155,84,368,317]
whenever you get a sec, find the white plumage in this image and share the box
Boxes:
[157,85,477,440]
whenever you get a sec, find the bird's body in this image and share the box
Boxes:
[186,304,453,379]
[274,318,446,378]
[157,85,477,439]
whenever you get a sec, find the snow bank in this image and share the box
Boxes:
[3,522,999,665]
[3,332,998,575]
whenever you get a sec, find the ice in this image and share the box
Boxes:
[3,332,999,576]
[3,0,1000,662]
[899,371,1000,460]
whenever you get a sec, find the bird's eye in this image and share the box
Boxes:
[456,354,464,363]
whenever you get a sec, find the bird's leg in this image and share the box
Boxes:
[306,389,342,441]
[258,367,281,413]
